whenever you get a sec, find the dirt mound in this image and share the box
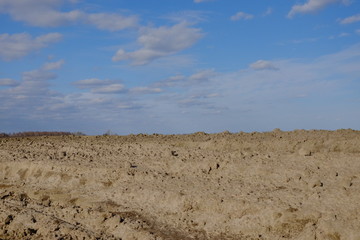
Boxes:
[1,130,360,239]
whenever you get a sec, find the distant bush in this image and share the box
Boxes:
[0,131,85,138]
[73,132,86,136]
[0,133,9,138]
[103,130,117,136]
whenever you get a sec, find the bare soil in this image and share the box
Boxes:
[1,130,360,239]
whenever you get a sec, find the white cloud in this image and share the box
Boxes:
[153,75,186,87]
[0,62,144,132]
[288,0,350,18]
[356,29,360,35]
[0,60,65,111]
[92,84,125,94]
[339,14,360,24]
[130,87,163,94]
[0,78,18,87]
[86,13,138,31]
[20,60,64,85]
[36,32,63,43]
[0,0,83,27]
[112,22,203,65]
[22,69,57,82]
[42,59,65,70]
[73,78,111,89]
[189,69,217,82]
[73,78,125,94]
[153,69,215,89]
[0,0,138,30]
[18,60,64,83]
[250,60,279,71]
[0,32,62,61]
[231,12,254,21]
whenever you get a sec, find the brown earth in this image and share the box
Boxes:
[0,129,360,240]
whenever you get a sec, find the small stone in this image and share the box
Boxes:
[27,228,37,235]
[5,215,14,225]
[312,180,323,188]
[299,148,312,156]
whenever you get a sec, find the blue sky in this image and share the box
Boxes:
[0,0,359,134]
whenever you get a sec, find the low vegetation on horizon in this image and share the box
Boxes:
[0,131,85,138]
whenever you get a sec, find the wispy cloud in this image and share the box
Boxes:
[288,0,350,18]
[329,32,350,39]
[0,32,62,61]
[73,78,113,89]
[292,37,319,44]
[163,10,208,24]
[188,69,217,83]
[0,78,19,87]
[73,78,125,94]
[86,13,138,31]
[250,60,279,71]
[339,14,360,24]
[42,59,65,70]
[92,84,125,94]
[231,12,254,21]
[153,75,186,88]
[129,87,163,94]
[153,69,216,88]
[263,7,273,17]
[112,22,203,65]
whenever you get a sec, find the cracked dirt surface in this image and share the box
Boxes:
[1,130,360,239]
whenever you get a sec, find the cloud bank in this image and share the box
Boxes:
[1,44,360,133]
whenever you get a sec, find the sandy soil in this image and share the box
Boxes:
[0,130,360,240]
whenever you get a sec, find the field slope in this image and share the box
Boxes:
[1,130,360,239]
